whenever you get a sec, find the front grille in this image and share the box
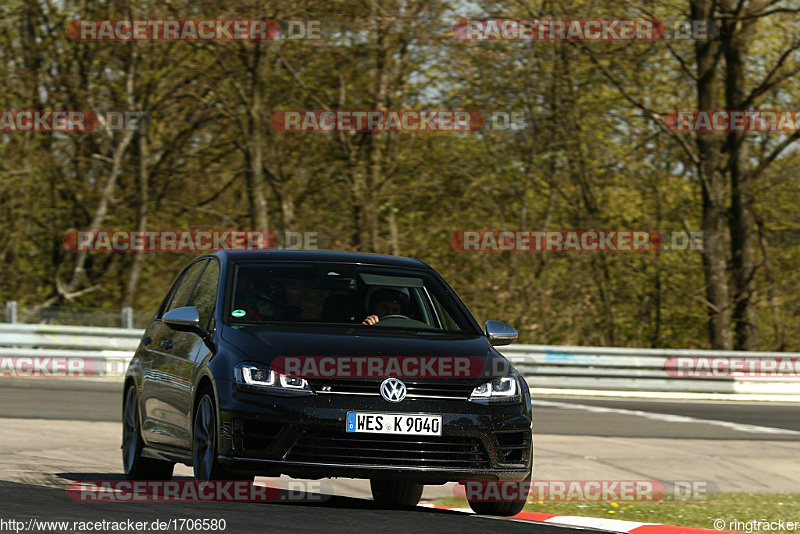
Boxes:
[308,379,473,400]
[285,431,491,469]
[495,430,530,464]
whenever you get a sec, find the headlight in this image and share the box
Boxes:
[234,363,312,395]
[469,374,519,403]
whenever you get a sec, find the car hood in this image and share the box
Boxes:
[220,324,511,384]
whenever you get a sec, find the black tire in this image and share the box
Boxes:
[192,391,254,482]
[122,384,174,480]
[467,441,533,516]
[370,479,424,508]
[466,474,529,516]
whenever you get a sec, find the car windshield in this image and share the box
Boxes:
[226,261,476,333]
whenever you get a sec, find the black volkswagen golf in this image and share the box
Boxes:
[122,250,532,515]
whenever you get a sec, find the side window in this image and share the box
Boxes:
[431,293,460,331]
[162,261,207,317]
[189,260,220,330]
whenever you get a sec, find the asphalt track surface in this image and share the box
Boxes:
[2,378,798,533]
[0,478,583,534]
[0,379,597,534]
[533,396,800,439]
[2,378,799,439]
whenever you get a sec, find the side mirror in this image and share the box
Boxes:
[485,320,518,346]
[162,306,204,335]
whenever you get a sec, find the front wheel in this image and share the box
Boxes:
[466,465,531,517]
[370,479,424,508]
[122,384,174,480]
[192,392,253,482]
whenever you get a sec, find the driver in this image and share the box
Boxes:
[362,288,410,326]
[244,279,288,321]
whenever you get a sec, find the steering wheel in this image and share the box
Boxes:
[380,314,411,320]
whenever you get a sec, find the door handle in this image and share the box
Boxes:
[141,336,153,345]
[160,339,174,351]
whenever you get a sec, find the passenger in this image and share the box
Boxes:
[244,280,288,321]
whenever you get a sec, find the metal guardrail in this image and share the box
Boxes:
[500,344,800,400]
[4,301,143,328]
[1,324,799,399]
[0,323,142,378]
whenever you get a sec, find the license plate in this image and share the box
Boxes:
[346,412,442,436]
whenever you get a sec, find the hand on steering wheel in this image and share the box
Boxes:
[362,315,380,325]
[362,314,410,325]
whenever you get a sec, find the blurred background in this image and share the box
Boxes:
[1,0,799,351]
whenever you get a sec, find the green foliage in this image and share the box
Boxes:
[0,0,798,350]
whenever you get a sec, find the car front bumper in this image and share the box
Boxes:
[214,378,532,483]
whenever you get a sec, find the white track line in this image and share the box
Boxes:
[533,399,800,436]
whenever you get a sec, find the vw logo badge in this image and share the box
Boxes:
[380,377,406,402]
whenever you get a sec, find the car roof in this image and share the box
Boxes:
[211,249,431,270]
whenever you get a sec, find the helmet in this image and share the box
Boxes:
[253,279,288,307]
[369,287,410,312]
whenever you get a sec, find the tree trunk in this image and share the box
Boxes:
[692,0,732,349]
[721,3,758,350]
[280,188,296,230]
[388,206,400,256]
[122,127,149,309]
[246,43,269,233]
